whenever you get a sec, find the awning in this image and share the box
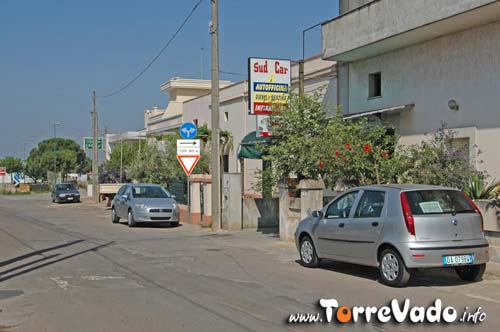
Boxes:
[343,103,414,120]
[237,131,272,159]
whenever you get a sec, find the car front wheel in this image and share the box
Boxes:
[455,264,486,282]
[111,207,120,224]
[379,248,411,287]
[127,210,136,228]
[299,236,320,268]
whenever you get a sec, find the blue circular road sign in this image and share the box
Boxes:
[180,122,198,139]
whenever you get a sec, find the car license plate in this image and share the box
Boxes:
[67,197,74,201]
[442,254,474,266]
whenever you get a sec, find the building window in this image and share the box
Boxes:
[369,72,382,98]
[223,155,229,172]
[224,112,229,122]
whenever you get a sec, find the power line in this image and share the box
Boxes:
[219,70,246,77]
[97,0,204,99]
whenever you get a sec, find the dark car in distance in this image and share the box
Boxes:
[51,182,81,203]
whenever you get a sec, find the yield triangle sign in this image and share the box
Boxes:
[177,155,200,176]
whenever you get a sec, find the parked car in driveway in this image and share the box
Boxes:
[295,184,489,287]
[51,182,81,203]
[111,183,179,228]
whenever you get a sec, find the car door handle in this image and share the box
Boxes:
[339,223,345,228]
[371,222,379,227]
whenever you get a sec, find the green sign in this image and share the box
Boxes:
[84,137,103,150]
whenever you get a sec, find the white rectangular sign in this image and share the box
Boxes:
[248,57,291,115]
[177,139,200,156]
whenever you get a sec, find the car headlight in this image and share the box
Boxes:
[172,203,177,210]
[59,194,66,197]
[134,203,147,209]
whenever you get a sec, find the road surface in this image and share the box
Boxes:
[1,194,499,331]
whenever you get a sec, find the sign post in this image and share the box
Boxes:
[176,139,201,176]
[0,167,6,192]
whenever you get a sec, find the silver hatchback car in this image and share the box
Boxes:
[111,184,179,228]
[295,184,489,287]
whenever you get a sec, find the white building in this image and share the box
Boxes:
[322,0,500,178]
[182,55,337,194]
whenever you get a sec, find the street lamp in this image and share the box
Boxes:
[53,121,61,185]
[299,23,322,96]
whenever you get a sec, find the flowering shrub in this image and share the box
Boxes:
[261,94,483,192]
[397,125,483,190]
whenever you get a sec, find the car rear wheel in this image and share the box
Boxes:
[299,236,320,268]
[455,264,486,282]
[127,210,136,228]
[379,248,411,287]
[111,207,120,224]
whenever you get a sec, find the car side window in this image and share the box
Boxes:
[117,186,125,196]
[354,191,385,218]
[123,186,131,198]
[325,191,359,219]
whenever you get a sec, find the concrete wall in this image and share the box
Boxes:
[344,20,500,179]
[323,0,498,60]
[242,198,279,229]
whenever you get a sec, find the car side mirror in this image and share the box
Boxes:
[312,210,324,218]
[121,195,128,200]
[171,195,177,199]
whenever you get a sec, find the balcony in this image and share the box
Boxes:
[322,0,500,62]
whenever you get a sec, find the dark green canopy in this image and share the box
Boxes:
[237,131,271,159]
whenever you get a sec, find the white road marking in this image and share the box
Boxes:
[49,277,72,290]
[80,275,125,281]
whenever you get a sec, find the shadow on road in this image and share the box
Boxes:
[0,239,84,268]
[295,259,474,287]
[0,241,114,283]
[116,222,183,229]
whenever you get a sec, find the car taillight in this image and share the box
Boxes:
[400,192,415,235]
[461,192,484,232]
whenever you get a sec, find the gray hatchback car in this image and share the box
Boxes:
[295,184,489,287]
[111,184,179,228]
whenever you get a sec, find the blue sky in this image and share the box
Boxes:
[0,0,338,158]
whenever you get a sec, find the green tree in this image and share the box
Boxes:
[0,156,23,174]
[105,142,140,178]
[263,92,399,189]
[24,138,90,181]
[128,135,210,186]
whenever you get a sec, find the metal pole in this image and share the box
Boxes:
[53,122,57,186]
[120,137,123,183]
[210,0,221,231]
[300,23,322,97]
[92,91,99,203]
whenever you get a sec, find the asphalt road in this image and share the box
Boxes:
[1,194,500,332]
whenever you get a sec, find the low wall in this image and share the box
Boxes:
[475,200,500,233]
[242,198,279,229]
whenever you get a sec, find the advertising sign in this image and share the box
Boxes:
[256,115,271,137]
[0,167,6,176]
[248,57,291,115]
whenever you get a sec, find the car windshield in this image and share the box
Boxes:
[132,186,171,199]
[56,183,75,191]
[404,190,476,215]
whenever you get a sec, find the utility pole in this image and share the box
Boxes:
[210,0,221,231]
[92,90,99,203]
[53,121,60,186]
